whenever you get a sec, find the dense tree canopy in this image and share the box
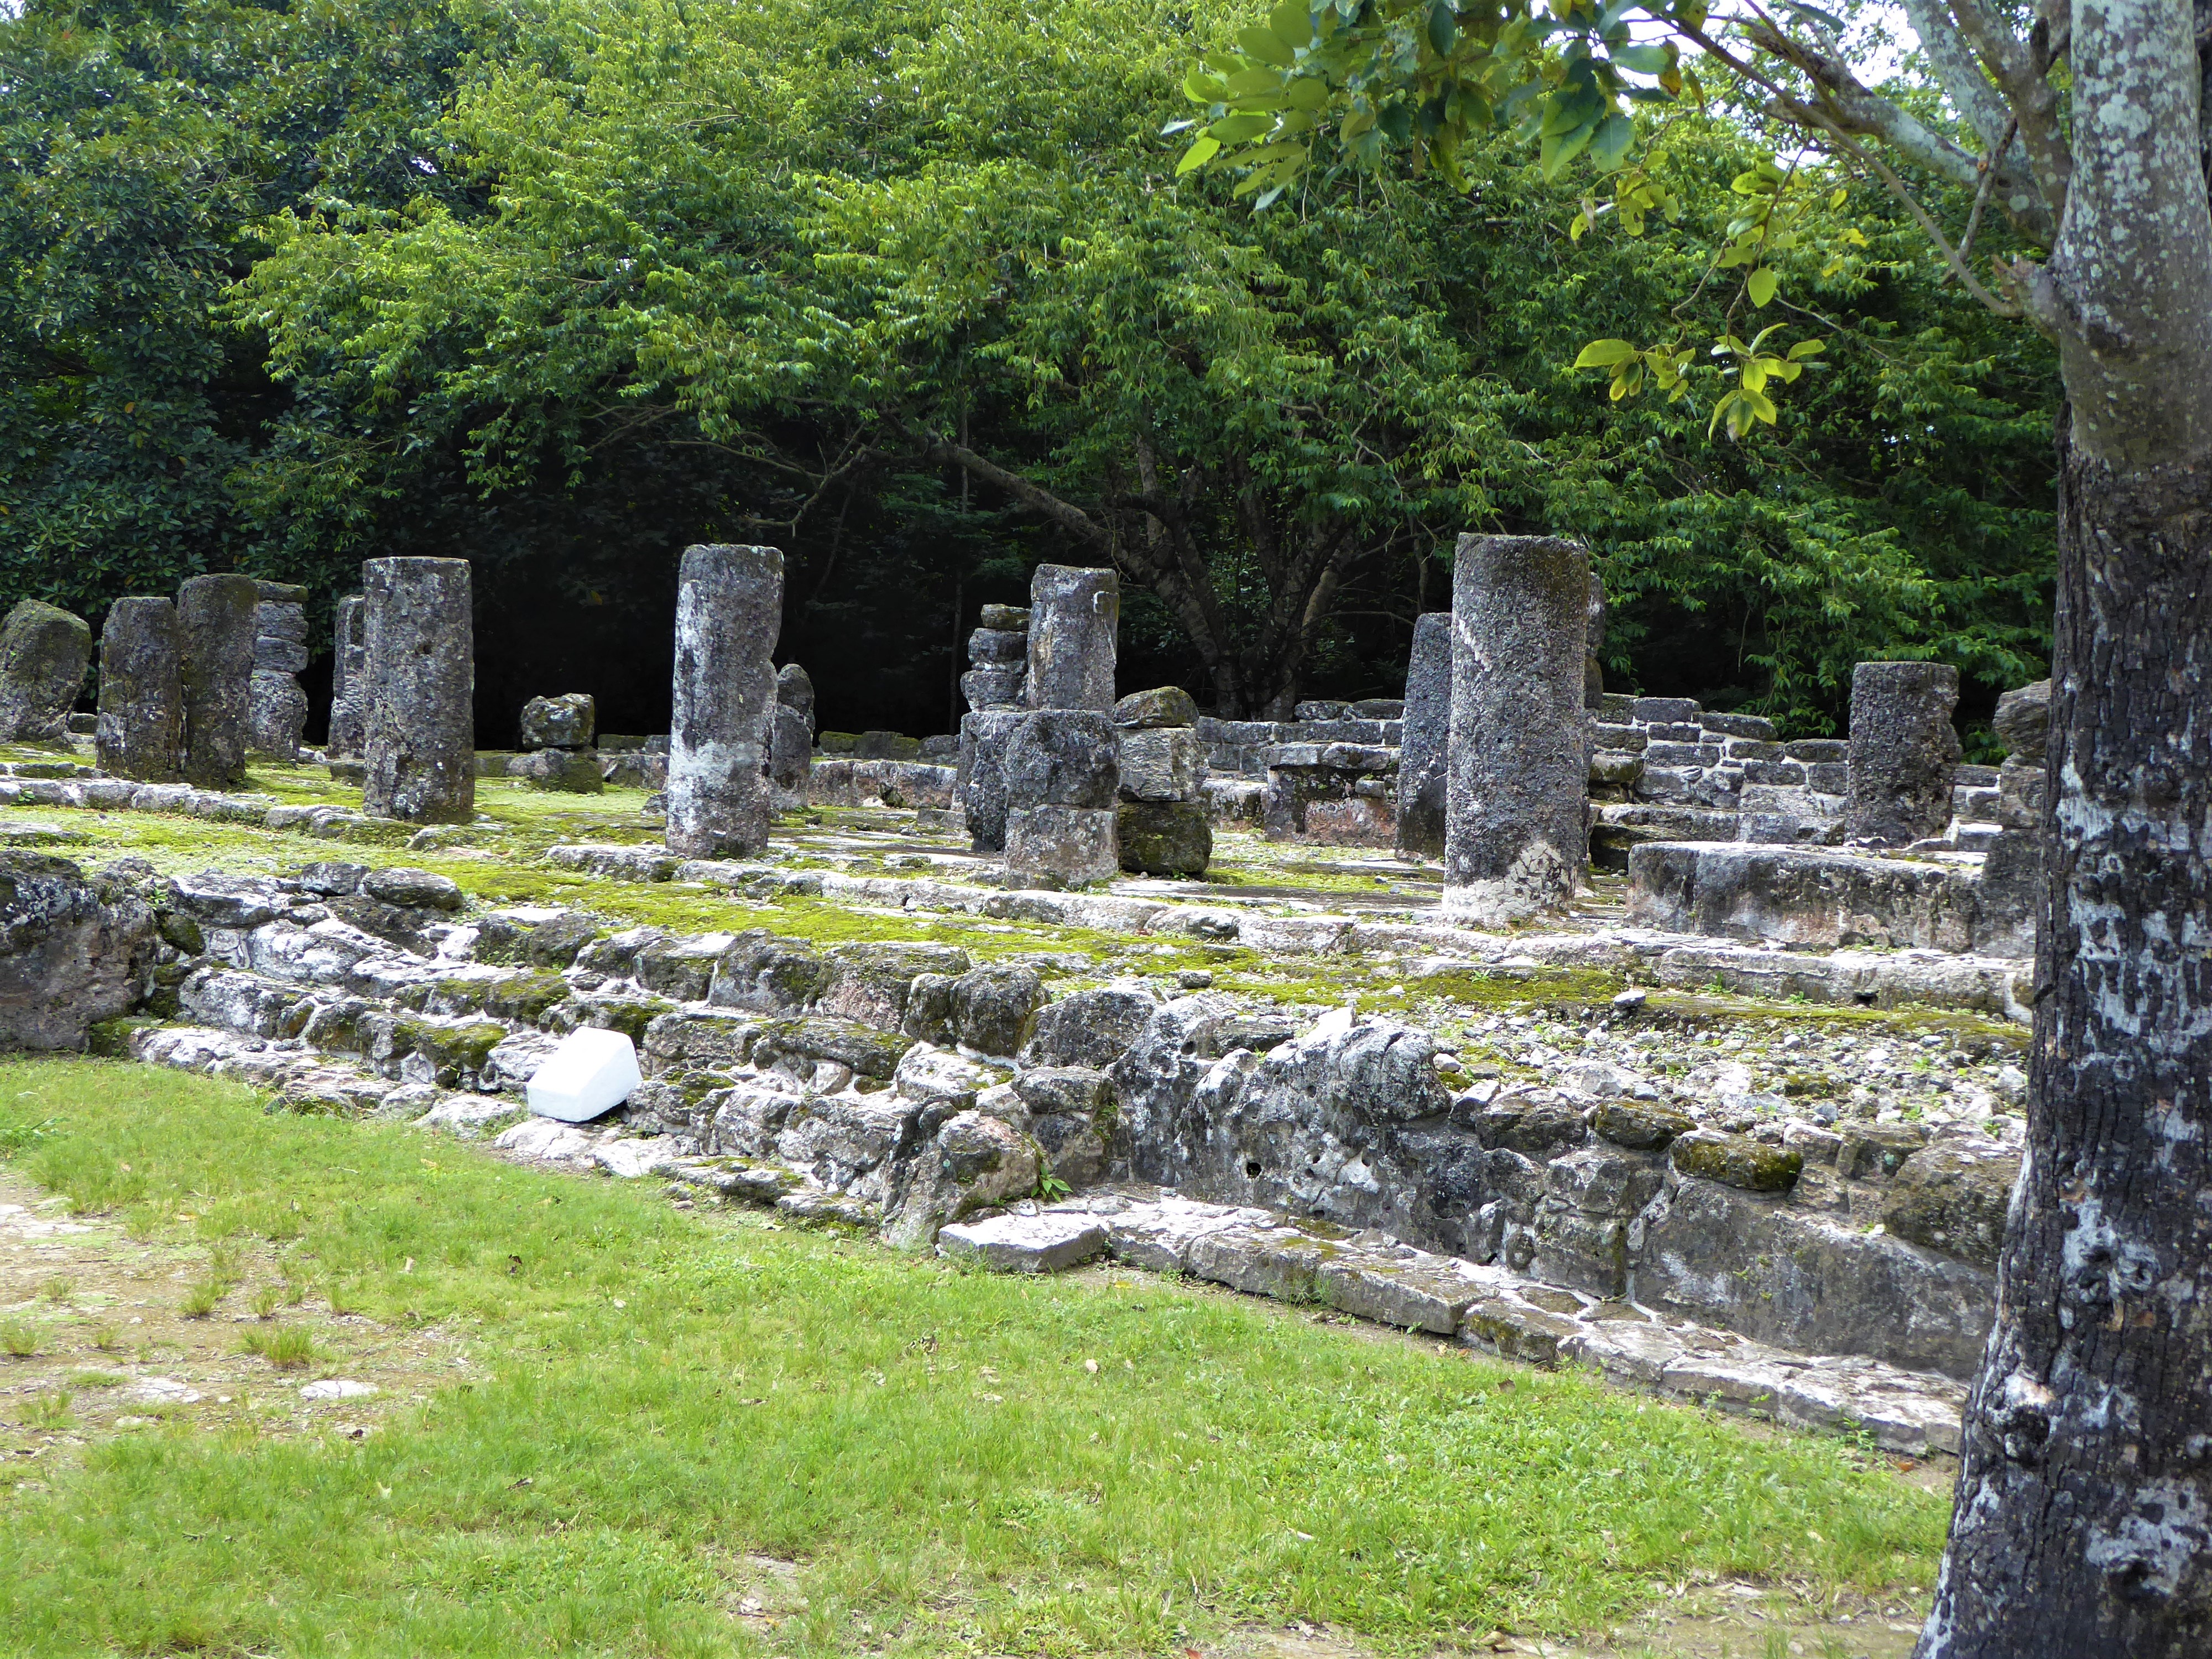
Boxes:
[3,0,2057,738]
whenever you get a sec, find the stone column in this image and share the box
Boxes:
[361,557,475,823]
[1024,565,1118,712]
[510,693,601,792]
[176,573,259,789]
[770,662,814,804]
[326,593,368,757]
[1114,686,1210,876]
[1394,612,1452,860]
[964,604,1030,713]
[1978,677,2048,958]
[1846,661,1961,846]
[249,581,310,764]
[1584,571,1609,710]
[1004,708,1120,888]
[957,709,1024,852]
[1442,533,1590,924]
[0,598,91,748]
[665,543,783,858]
[95,597,184,781]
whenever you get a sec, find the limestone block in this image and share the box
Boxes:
[327,594,369,757]
[1004,709,1119,808]
[95,596,184,782]
[978,603,1031,632]
[1991,677,2051,765]
[1846,661,1961,845]
[1025,564,1118,712]
[1022,984,1158,1068]
[1005,804,1118,889]
[519,693,594,750]
[967,626,1028,665]
[177,574,259,788]
[1118,800,1212,877]
[0,853,158,1051]
[1442,534,1590,923]
[937,1212,1109,1272]
[0,598,91,748]
[361,558,475,823]
[1113,685,1199,729]
[509,748,604,792]
[1117,726,1202,802]
[1394,611,1451,859]
[957,709,1025,852]
[961,665,1026,711]
[666,543,781,858]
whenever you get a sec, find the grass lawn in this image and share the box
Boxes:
[0,1059,1947,1656]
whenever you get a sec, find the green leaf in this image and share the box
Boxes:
[1573,338,1639,368]
[1238,24,1298,66]
[1228,67,1285,97]
[1184,69,1230,102]
[1540,119,1596,180]
[1428,2,1457,56]
[1270,0,1313,45]
[1611,43,1670,73]
[1743,386,1778,423]
[1209,112,1276,143]
[1787,338,1827,359]
[1590,112,1632,173]
[1176,135,1221,174]
[1747,267,1777,307]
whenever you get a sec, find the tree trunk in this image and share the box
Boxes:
[1914,441,2212,1653]
[1915,3,2212,1650]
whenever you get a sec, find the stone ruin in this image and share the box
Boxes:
[509,693,602,793]
[0,532,2063,1461]
[248,581,311,764]
[0,597,91,748]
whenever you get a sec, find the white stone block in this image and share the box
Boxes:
[525,1027,640,1123]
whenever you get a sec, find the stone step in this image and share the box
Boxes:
[938,1193,1966,1456]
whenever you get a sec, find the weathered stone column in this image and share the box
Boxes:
[249,581,310,764]
[1846,661,1961,846]
[1114,686,1210,876]
[964,603,1031,713]
[326,593,368,757]
[95,597,184,782]
[361,557,475,823]
[1004,708,1120,888]
[176,573,259,789]
[1442,533,1590,924]
[665,543,783,858]
[1024,565,1118,712]
[1394,612,1452,860]
[1584,571,1609,710]
[958,709,1025,852]
[1977,677,2048,958]
[0,598,91,748]
[770,662,815,804]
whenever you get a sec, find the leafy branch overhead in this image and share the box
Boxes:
[1170,0,2021,437]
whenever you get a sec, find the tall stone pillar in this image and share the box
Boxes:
[1024,565,1118,712]
[248,581,310,763]
[95,597,184,782]
[361,557,475,823]
[1442,534,1590,925]
[0,599,91,748]
[958,709,1025,852]
[326,593,368,757]
[1584,571,1609,710]
[1394,612,1452,860]
[665,543,783,858]
[176,573,259,789]
[1846,661,1961,846]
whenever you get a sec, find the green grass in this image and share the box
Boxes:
[0,1058,1945,1656]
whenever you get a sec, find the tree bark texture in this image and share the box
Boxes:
[1917,440,2212,1655]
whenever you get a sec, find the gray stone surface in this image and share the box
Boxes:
[1118,800,1212,877]
[769,704,812,798]
[248,669,310,762]
[1117,726,1202,802]
[957,709,1024,852]
[327,594,368,757]
[1022,984,1157,1069]
[176,575,259,788]
[519,693,594,750]
[1005,804,1118,889]
[938,1212,1108,1272]
[1991,677,2051,766]
[94,597,183,782]
[1583,570,1607,708]
[978,603,1030,632]
[509,748,604,792]
[361,558,476,824]
[0,853,156,1051]
[1627,842,1989,953]
[1113,686,1198,729]
[1442,535,1590,922]
[961,665,1025,712]
[0,598,91,748]
[1024,564,1118,712]
[1394,611,1451,859]
[666,544,782,858]
[1846,661,1961,845]
[1004,709,1119,808]
[775,661,816,725]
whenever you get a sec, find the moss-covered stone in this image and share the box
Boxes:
[1669,1130,1803,1193]
[1837,1121,1929,1180]
[481,971,573,1026]
[1880,1141,2018,1267]
[755,1015,912,1081]
[1590,1099,1695,1150]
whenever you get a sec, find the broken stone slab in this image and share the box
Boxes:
[1627,841,1991,954]
[0,853,159,1051]
[937,1210,1109,1272]
[1005,804,1119,890]
[1113,685,1198,729]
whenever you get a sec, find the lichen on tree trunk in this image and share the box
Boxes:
[1917,433,2212,1655]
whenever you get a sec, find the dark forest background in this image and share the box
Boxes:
[1,0,2058,749]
